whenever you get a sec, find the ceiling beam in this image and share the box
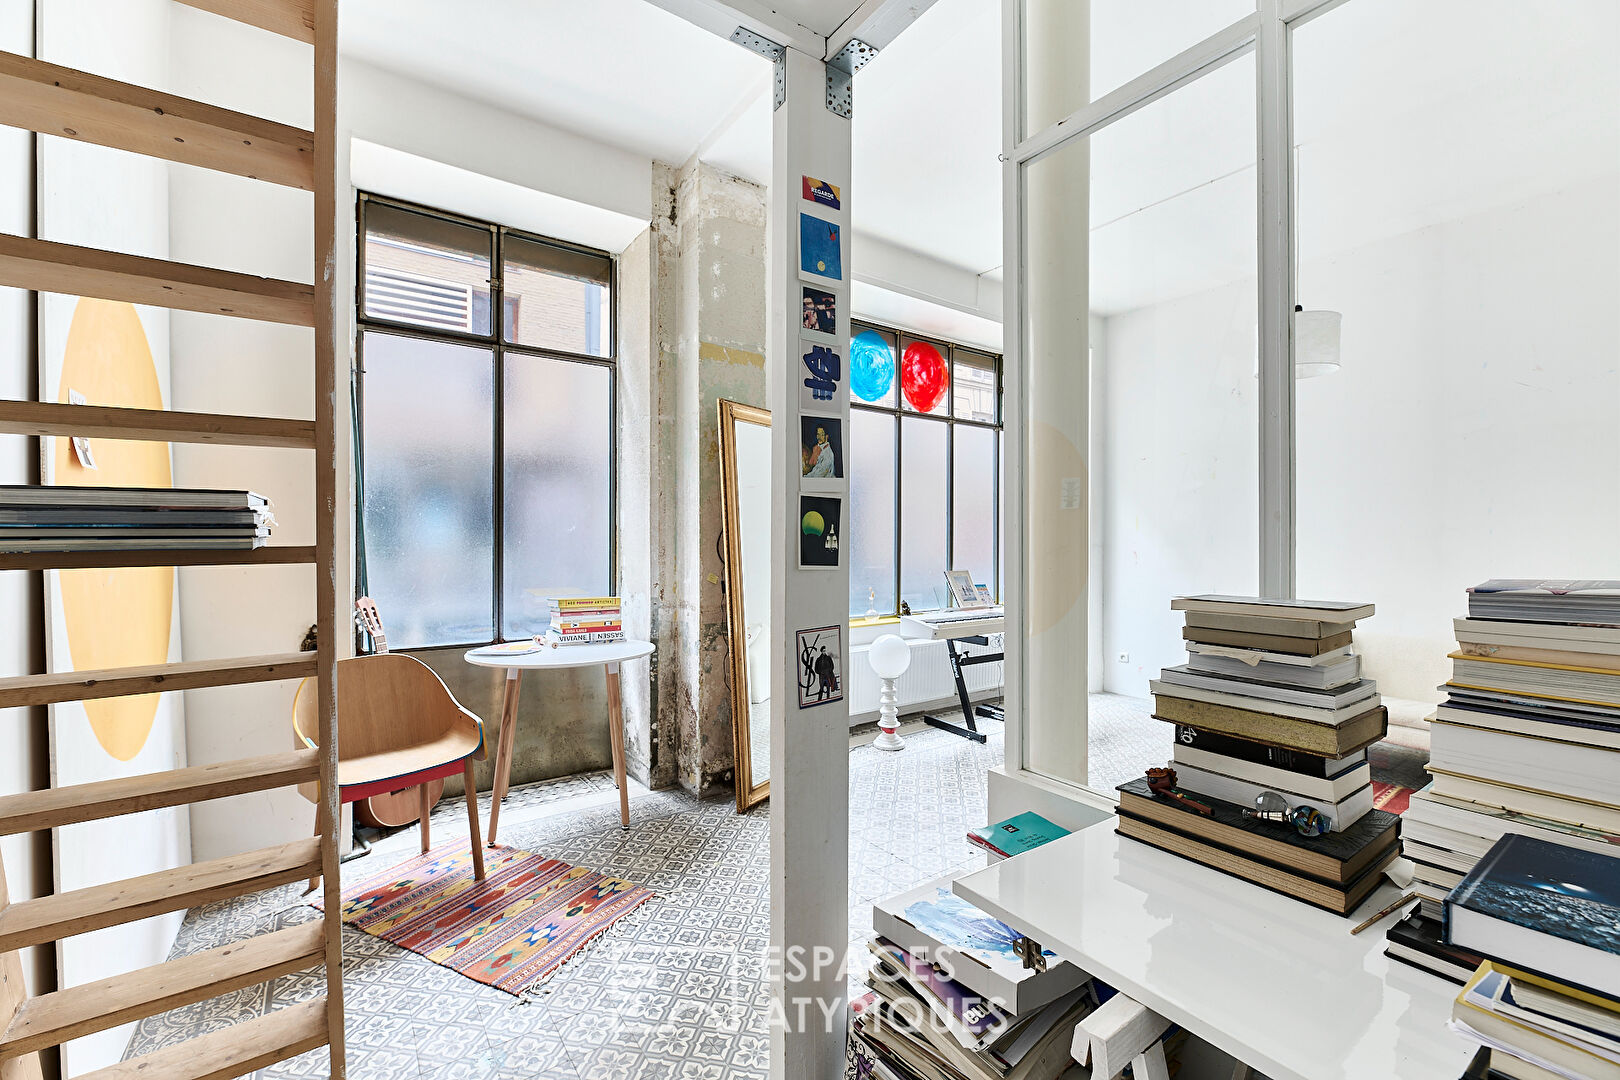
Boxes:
[639,0,823,57]
[824,0,937,58]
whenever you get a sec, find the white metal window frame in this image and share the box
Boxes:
[999,0,1349,789]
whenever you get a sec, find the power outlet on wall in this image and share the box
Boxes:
[1117,652,1129,663]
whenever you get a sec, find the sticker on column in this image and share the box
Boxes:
[798,213,843,286]
[798,494,842,570]
[801,175,842,212]
[799,337,844,409]
[801,286,838,341]
[795,624,844,709]
[799,413,844,494]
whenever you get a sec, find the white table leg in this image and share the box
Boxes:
[486,668,523,846]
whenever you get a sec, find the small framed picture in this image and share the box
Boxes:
[798,494,842,570]
[800,414,844,492]
[795,624,844,708]
[799,212,843,285]
[944,569,982,608]
[801,286,838,337]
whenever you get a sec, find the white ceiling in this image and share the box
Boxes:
[339,0,1620,322]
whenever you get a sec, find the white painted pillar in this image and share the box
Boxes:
[768,44,852,1080]
[1018,1,1091,786]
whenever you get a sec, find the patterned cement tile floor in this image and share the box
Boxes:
[124,693,1158,1080]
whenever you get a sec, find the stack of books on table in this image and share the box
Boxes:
[0,485,272,552]
[1122,595,1400,915]
[1445,833,1620,1080]
[1389,580,1620,983]
[542,596,624,646]
[848,874,1097,1080]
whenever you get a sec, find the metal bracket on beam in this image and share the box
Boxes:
[825,38,877,118]
[730,27,786,110]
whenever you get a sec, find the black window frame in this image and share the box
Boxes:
[849,319,1003,619]
[354,192,619,650]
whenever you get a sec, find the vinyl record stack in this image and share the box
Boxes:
[1390,580,1620,986]
[0,485,272,552]
[847,874,1100,1080]
[1122,595,1400,915]
[542,595,624,646]
[1444,833,1620,1080]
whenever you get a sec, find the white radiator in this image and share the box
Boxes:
[848,637,1005,725]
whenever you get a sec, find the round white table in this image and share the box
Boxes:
[464,639,655,837]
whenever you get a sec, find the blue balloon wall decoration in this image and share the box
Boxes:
[850,329,895,403]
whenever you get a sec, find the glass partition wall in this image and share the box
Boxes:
[1002,0,1620,797]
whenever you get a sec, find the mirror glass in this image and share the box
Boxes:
[720,400,772,811]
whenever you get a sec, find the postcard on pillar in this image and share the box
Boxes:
[798,494,842,570]
[798,337,845,411]
[795,624,844,709]
[800,286,839,342]
[801,175,843,213]
[799,413,845,494]
[798,212,844,286]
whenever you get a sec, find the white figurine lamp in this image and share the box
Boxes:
[869,633,911,752]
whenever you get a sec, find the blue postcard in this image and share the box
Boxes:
[799,213,842,282]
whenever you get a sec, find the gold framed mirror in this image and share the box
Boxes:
[718,399,771,812]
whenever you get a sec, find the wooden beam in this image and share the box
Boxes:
[76,998,327,1080]
[0,52,313,189]
[0,653,315,710]
[0,235,314,326]
[172,0,316,44]
[639,0,824,57]
[0,922,324,1061]
[0,750,319,835]
[0,546,316,571]
[0,400,315,448]
[824,0,939,59]
[0,838,322,954]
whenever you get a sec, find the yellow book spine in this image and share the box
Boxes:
[1449,651,1620,678]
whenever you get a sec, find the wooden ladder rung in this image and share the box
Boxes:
[0,234,313,326]
[0,399,315,448]
[0,921,324,1061]
[0,651,316,710]
[173,0,316,45]
[0,545,316,571]
[77,997,327,1080]
[0,838,322,954]
[0,749,319,835]
[0,52,313,189]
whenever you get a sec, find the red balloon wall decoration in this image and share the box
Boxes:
[901,341,948,413]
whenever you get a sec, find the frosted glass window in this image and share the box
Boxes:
[501,356,613,638]
[360,331,495,648]
[899,418,949,612]
[848,411,896,618]
[952,426,996,592]
[362,202,494,335]
[504,235,612,358]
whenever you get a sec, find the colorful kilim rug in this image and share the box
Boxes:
[314,843,654,995]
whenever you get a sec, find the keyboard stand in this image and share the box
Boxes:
[922,635,1004,743]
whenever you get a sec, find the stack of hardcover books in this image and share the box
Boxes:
[1123,595,1399,915]
[849,875,1097,1080]
[0,485,272,552]
[1445,834,1620,1080]
[542,596,624,646]
[1391,581,1620,982]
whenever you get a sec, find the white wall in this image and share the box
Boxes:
[1100,179,1620,701]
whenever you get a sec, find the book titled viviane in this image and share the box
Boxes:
[1445,833,1620,1000]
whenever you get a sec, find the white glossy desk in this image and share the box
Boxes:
[953,824,1474,1080]
[465,640,654,837]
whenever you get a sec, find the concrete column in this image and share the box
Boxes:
[1020,1,1090,786]
[769,45,851,1080]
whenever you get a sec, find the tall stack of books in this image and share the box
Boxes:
[1444,833,1620,1080]
[543,596,624,646]
[1123,595,1399,915]
[1390,580,1620,984]
[848,875,1098,1080]
[0,486,272,552]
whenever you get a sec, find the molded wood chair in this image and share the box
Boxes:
[294,653,488,889]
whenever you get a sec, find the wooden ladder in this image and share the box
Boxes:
[0,1,345,1077]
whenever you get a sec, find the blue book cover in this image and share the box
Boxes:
[968,812,1070,856]
[1447,833,1620,959]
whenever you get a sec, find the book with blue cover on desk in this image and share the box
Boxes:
[967,813,1069,859]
